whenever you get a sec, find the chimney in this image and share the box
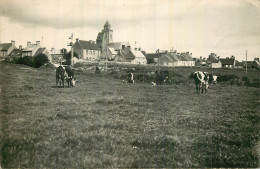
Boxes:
[11,40,15,46]
[36,41,40,46]
[27,41,31,46]
[76,38,79,42]
[19,45,22,50]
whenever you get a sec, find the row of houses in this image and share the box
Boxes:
[0,40,52,62]
[195,53,260,69]
[1,21,259,69]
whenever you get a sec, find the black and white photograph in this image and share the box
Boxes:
[0,0,259,168]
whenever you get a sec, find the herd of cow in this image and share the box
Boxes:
[55,65,217,94]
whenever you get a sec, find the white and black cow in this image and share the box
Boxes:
[193,71,218,94]
[193,71,210,94]
[56,65,76,88]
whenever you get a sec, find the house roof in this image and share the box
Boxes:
[131,50,146,58]
[23,44,38,51]
[107,47,117,55]
[219,58,235,65]
[8,49,22,57]
[168,53,180,62]
[146,53,158,60]
[78,40,99,50]
[235,62,244,66]
[108,42,130,50]
[180,53,193,61]
[159,54,174,64]
[0,43,12,51]
[207,55,219,63]
[141,50,147,57]
[120,48,135,60]
[33,48,46,57]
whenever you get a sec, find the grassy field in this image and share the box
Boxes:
[0,62,259,168]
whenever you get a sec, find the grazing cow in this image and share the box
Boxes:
[56,66,66,88]
[56,65,76,88]
[127,72,134,83]
[65,66,76,87]
[193,71,210,94]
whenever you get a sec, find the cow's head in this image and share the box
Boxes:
[71,77,76,87]
[212,75,218,84]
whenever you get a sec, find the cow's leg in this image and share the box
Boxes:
[56,78,59,87]
[62,79,65,88]
[67,79,70,88]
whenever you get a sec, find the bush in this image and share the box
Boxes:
[32,54,49,68]
[246,79,260,88]
[18,56,33,67]
[217,74,239,82]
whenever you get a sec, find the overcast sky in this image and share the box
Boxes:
[0,0,259,61]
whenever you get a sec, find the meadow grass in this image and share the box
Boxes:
[0,62,259,168]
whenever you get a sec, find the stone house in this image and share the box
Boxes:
[0,40,17,58]
[73,39,101,60]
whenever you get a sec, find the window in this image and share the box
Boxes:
[93,51,95,55]
[86,50,88,55]
[89,51,92,55]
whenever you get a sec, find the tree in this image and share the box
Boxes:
[60,48,67,57]
[64,51,79,60]
[32,54,49,68]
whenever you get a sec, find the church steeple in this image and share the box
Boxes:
[104,20,111,30]
[96,21,113,53]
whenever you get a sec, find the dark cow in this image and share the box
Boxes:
[65,66,76,87]
[193,71,210,94]
[127,72,134,83]
[56,65,76,88]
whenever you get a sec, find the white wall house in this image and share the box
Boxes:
[131,49,147,64]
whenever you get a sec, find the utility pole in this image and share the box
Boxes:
[157,49,160,74]
[68,33,74,66]
[106,49,107,73]
[246,50,247,74]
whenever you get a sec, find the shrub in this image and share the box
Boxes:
[241,76,249,82]
[32,54,49,68]
[217,74,239,82]
[18,56,33,67]
[246,79,260,88]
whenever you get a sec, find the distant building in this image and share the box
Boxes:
[0,40,17,58]
[219,56,236,68]
[207,53,222,68]
[8,45,23,58]
[114,47,135,62]
[130,49,147,64]
[22,41,42,57]
[73,39,101,60]
[114,48,147,64]
[96,21,113,53]
[101,42,131,60]
[22,41,52,62]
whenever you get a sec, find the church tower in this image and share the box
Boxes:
[96,21,113,53]
[102,21,113,52]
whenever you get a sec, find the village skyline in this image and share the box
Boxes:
[0,0,260,61]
